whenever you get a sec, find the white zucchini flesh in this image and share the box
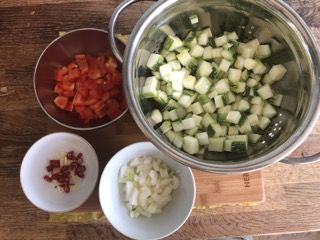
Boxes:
[165,52,177,62]
[142,76,158,98]
[257,84,273,100]
[170,71,185,92]
[119,156,179,218]
[159,64,172,81]
[249,134,261,143]
[190,45,204,58]
[215,35,228,47]
[241,46,256,59]
[203,46,213,60]
[151,109,163,124]
[247,114,259,126]
[172,121,184,132]
[194,77,212,94]
[255,45,271,59]
[208,137,225,152]
[197,60,213,77]
[168,60,181,71]
[268,64,287,81]
[234,56,245,70]
[147,54,164,71]
[219,59,232,72]
[227,32,239,41]
[212,48,223,58]
[259,116,271,130]
[215,79,230,94]
[196,132,210,145]
[141,25,286,155]
[164,35,183,51]
[226,111,241,124]
[183,136,199,154]
[182,117,196,130]
[228,68,242,82]
[176,50,193,66]
[244,58,257,70]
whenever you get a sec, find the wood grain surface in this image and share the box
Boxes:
[1,0,320,239]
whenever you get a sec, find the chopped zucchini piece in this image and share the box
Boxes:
[151,109,163,124]
[194,77,212,94]
[147,54,164,71]
[208,137,225,152]
[226,111,241,124]
[257,84,273,100]
[182,117,196,130]
[160,121,172,134]
[258,116,271,130]
[164,35,183,51]
[196,132,210,145]
[183,136,199,154]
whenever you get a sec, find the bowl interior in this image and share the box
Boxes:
[99,142,195,240]
[20,132,99,212]
[126,0,317,165]
[34,29,125,129]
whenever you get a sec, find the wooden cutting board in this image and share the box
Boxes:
[193,170,264,208]
[47,113,264,217]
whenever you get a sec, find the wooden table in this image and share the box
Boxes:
[1,0,320,239]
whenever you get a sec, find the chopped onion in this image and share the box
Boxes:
[119,156,180,218]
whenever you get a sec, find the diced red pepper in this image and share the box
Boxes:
[65,102,74,112]
[90,100,105,112]
[109,88,120,98]
[54,96,68,110]
[83,79,97,90]
[96,108,108,118]
[72,93,85,106]
[101,92,110,102]
[79,108,95,123]
[106,105,122,119]
[67,62,78,71]
[111,70,122,86]
[84,98,99,106]
[74,105,86,113]
[87,55,102,80]
[97,56,107,77]
[54,66,68,81]
[77,88,89,98]
[107,98,120,110]
[54,83,64,94]
[105,57,118,70]
[62,81,75,92]
[75,54,89,74]
[89,85,105,99]
[63,91,75,98]
[53,55,125,122]
[68,68,80,81]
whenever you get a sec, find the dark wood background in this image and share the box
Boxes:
[1,0,320,239]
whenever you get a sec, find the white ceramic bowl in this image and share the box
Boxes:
[20,132,99,212]
[99,141,196,240]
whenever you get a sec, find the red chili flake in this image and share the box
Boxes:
[43,150,86,193]
[46,165,54,172]
[44,175,52,182]
[49,160,60,168]
[77,153,83,159]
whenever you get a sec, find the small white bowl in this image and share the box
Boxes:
[99,141,196,240]
[20,132,99,212]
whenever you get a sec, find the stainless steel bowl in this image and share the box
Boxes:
[109,0,320,173]
[34,28,127,130]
